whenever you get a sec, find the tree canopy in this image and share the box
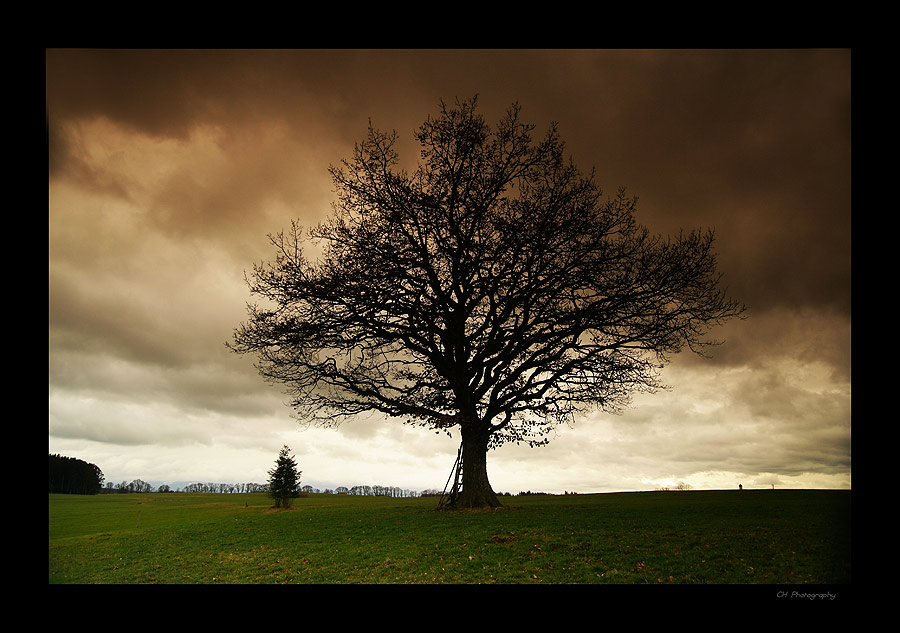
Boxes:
[231,97,745,507]
[49,453,104,495]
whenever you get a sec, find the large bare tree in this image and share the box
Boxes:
[230,97,745,508]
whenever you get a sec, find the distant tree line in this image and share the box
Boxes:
[99,481,270,494]
[100,479,153,494]
[49,454,104,495]
[51,453,568,498]
[339,485,420,498]
[70,473,574,498]
[655,482,692,491]
[180,482,270,494]
[97,479,427,497]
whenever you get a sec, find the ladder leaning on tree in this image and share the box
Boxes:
[438,443,463,509]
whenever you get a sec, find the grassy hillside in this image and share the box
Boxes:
[49,489,850,584]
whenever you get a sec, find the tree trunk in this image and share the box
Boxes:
[453,421,501,508]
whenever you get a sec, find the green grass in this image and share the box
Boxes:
[48,489,850,584]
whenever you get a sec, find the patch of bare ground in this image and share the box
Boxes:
[262,505,302,514]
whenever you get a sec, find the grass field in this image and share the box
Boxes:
[48,489,851,584]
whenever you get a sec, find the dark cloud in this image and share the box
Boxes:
[48,50,851,312]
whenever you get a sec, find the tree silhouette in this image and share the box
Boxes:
[49,454,104,495]
[267,445,302,509]
[231,97,745,508]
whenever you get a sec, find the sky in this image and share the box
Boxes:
[48,49,851,494]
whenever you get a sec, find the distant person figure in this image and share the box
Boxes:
[738,483,742,491]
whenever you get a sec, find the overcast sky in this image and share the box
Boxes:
[47,49,851,494]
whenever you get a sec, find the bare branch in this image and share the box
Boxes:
[230,97,746,454]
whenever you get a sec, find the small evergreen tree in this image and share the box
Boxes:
[267,445,302,508]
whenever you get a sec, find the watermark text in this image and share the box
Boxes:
[776,591,837,601]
